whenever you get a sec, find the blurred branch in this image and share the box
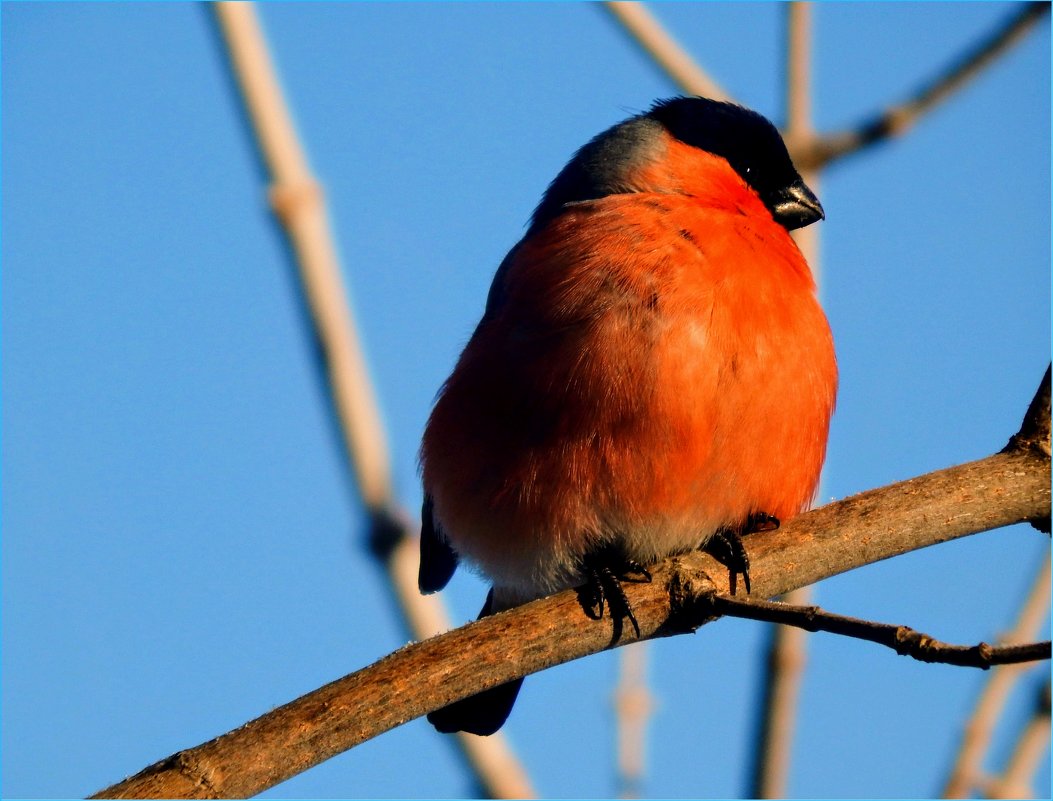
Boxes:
[211,2,391,511]
[601,2,731,101]
[941,552,1052,798]
[751,7,817,798]
[985,680,1051,799]
[750,607,810,799]
[209,4,533,798]
[708,595,1050,668]
[784,2,814,148]
[90,366,1050,799]
[793,2,1051,170]
[614,642,653,798]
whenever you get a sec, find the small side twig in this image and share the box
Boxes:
[1006,364,1053,461]
[795,2,1050,169]
[703,594,1051,669]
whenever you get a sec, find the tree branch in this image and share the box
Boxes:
[91,369,1050,799]
[792,2,1050,170]
[92,455,1049,797]
[704,594,1050,669]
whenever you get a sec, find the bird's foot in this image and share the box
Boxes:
[703,529,750,595]
[702,512,778,595]
[578,545,652,641]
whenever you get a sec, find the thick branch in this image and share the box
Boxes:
[705,595,1050,668]
[792,2,1050,170]
[92,445,1050,798]
[91,369,1050,798]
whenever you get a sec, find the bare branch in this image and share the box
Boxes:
[91,416,1050,798]
[705,595,1050,669]
[601,2,731,101]
[793,2,1050,170]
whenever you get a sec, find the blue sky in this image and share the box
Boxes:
[3,3,1050,798]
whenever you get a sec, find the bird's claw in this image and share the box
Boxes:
[703,510,779,594]
[579,546,652,640]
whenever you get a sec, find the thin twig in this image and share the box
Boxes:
[601,2,731,101]
[794,2,1051,170]
[706,595,1051,669]
[90,365,1052,798]
[209,5,534,798]
[985,680,1051,799]
[941,554,1053,797]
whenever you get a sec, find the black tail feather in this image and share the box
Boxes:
[427,588,524,735]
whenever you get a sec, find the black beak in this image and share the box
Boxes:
[766,179,824,231]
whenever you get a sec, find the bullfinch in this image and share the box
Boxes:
[418,96,837,735]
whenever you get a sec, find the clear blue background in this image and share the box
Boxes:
[3,3,1050,798]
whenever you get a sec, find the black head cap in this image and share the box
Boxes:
[648,97,823,230]
[530,96,823,233]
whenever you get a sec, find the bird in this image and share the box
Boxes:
[418,96,837,736]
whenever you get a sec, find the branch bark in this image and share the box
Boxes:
[91,365,1050,798]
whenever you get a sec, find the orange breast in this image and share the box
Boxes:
[421,189,836,598]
